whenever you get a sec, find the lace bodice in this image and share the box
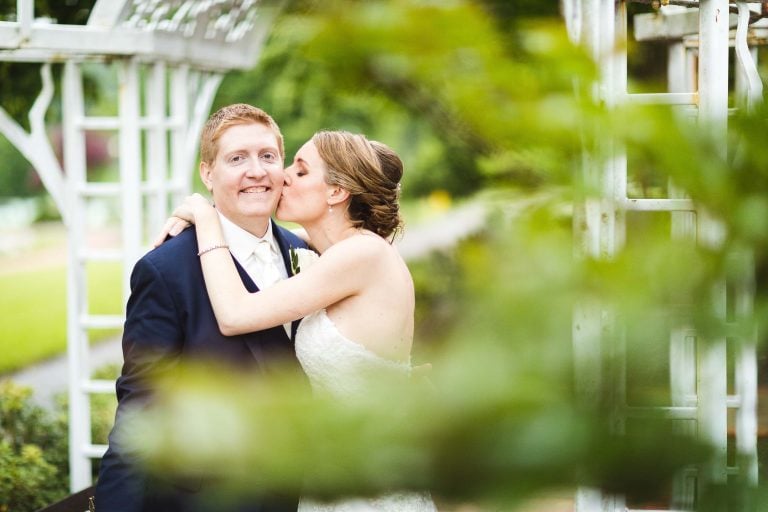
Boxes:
[294,310,437,512]
[295,309,412,398]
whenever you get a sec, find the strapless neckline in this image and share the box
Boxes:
[311,309,411,367]
[294,309,411,398]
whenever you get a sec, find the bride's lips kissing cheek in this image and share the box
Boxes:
[277,140,332,224]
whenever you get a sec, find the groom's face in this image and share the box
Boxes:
[200,122,284,237]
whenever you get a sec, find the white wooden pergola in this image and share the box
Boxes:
[563,1,762,510]
[0,0,281,492]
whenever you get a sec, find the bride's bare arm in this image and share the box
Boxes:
[153,213,312,249]
[185,195,375,335]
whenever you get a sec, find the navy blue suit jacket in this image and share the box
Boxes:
[95,221,308,512]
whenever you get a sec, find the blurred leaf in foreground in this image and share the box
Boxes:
[127,199,711,508]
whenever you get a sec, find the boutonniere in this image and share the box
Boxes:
[289,246,319,275]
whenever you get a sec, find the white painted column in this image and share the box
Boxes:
[667,36,699,511]
[734,252,759,484]
[62,60,93,492]
[170,64,192,203]
[146,61,170,239]
[698,0,730,129]
[696,0,730,489]
[118,58,143,297]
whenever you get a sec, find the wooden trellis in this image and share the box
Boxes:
[563,1,762,510]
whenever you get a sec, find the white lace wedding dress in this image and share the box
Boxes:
[295,309,438,512]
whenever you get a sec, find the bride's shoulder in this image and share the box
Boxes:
[346,230,392,251]
[327,231,392,263]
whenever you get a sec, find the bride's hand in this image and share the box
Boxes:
[152,216,191,247]
[152,193,213,247]
[171,193,213,222]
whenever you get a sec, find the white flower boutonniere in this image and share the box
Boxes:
[289,246,319,275]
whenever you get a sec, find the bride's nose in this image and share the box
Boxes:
[283,171,292,186]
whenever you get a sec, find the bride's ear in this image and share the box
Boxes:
[327,186,350,207]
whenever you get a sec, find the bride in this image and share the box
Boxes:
[163,130,437,512]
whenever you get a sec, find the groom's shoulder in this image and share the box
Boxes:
[141,227,198,266]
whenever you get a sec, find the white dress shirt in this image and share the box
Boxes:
[217,212,290,335]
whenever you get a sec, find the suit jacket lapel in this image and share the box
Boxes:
[272,219,296,277]
[232,254,257,292]
[228,254,290,365]
[230,256,264,361]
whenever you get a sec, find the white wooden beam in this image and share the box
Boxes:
[0,24,261,70]
[86,0,133,28]
[635,9,738,41]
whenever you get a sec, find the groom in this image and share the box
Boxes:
[94,104,308,512]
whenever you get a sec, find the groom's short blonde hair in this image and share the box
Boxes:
[200,103,284,165]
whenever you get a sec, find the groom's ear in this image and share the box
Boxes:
[199,162,214,192]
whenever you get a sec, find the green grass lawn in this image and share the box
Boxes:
[0,262,123,375]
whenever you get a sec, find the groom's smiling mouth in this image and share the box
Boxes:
[240,186,270,194]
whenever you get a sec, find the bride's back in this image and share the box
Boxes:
[325,233,414,363]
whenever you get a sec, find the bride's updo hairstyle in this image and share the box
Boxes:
[312,130,403,240]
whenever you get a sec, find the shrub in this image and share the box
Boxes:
[410,239,477,347]
[0,369,118,510]
[0,381,68,511]
[88,364,120,446]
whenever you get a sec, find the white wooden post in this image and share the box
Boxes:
[146,61,170,239]
[696,0,731,490]
[62,60,94,491]
[118,59,143,291]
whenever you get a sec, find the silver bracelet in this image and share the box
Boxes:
[197,243,229,257]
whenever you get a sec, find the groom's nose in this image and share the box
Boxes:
[245,160,268,178]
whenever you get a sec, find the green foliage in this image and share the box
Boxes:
[0,443,60,511]
[0,137,37,197]
[0,1,97,126]
[88,364,119,445]
[410,249,464,346]
[216,0,588,199]
[0,0,95,24]
[129,166,768,506]
[130,202,713,506]
[0,381,68,511]
[0,376,119,511]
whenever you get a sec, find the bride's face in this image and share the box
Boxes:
[277,140,333,224]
